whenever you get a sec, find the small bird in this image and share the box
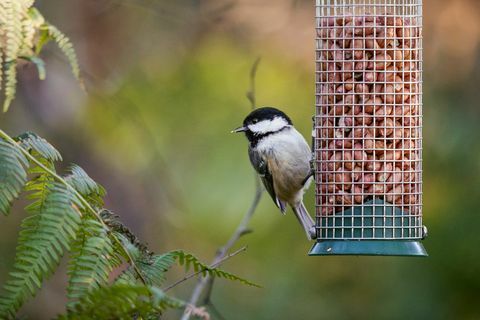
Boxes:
[232,107,315,240]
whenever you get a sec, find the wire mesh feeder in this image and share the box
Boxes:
[309,0,428,256]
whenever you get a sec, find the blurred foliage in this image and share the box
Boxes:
[0,0,479,319]
[0,1,81,111]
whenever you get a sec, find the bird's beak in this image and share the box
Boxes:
[231,126,247,133]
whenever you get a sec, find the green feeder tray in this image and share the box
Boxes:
[309,199,428,257]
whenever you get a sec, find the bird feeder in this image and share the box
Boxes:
[309,0,427,256]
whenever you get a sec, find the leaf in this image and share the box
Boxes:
[20,55,46,80]
[100,209,149,255]
[0,3,81,111]
[59,284,184,320]
[2,0,23,112]
[16,132,62,162]
[65,165,105,208]
[171,251,261,288]
[0,183,83,319]
[43,24,82,86]
[0,139,29,215]
[34,27,50,55]
[116,250,260,289]
[116,251,178,287]
[67,218,115,309]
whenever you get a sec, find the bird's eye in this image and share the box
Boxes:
[252,118,258,124]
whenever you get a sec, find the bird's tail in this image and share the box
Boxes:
[292,202,316,240]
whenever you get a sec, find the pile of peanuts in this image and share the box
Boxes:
[315,14,422,215]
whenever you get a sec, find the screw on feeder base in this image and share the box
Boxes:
[422,225,428,239]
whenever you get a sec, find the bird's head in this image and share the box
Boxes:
[231,107,292,142]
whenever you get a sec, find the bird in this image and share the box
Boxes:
[232,106,316,240]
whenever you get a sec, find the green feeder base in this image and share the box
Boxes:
[309,199,428,256]
[309,240,428,256]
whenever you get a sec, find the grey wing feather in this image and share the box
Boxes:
[248,147,287,214]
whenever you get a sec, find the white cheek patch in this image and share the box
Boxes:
[248,117,288,134]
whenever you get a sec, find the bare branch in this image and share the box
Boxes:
[207,300,227,320]
[246,57,261,110]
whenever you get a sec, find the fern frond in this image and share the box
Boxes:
[24,155,56,215]
[16,131,62,162]
[0,183,83,319]
[19,7,42,57]
[0,3,81,111]
[44,24,81,83]
[100,209,149,254]
[65,165,105,208]
[172,251,261,288]
[60,284,184,320]
[116,251,178,287]
[0,139,29,215]
[0,2,4,91]
[65,165,102,196]
[2,0,23,112]
[143,253,178,287]
[117,250,260,289]
[67,218,115,309]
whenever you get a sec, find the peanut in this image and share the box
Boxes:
[384,84,395,104]
[334,170,352,191]
[364,72,375,82]
[365,154,381,171]
[386,185,403,203]
[353,143,367,162]
[364,97,378,114]
[354,114,373,126]
[378,118,394,136]
[320,119,334,138]
[352,165,363,181]
[374,53,393,70]
[343,151,353,170]
[352,184,365,204]
[336,191,353,206]
[387,167,403,184]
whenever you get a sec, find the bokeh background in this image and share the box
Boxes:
[1,0,479,319]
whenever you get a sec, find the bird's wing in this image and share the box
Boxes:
[248,147,287,214]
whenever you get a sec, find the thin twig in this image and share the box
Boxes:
[163,246,247,292]
[180,58,263,320]
[0,129,148,285]
[246,57,261,110]
[207,300,227,320]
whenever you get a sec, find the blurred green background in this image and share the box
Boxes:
[1,0,479,319]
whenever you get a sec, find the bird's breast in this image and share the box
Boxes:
[256,128,311,202]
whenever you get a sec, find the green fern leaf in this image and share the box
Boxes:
[59,284,184,320]
[0,139,29,215]
[2,0,23,112]
[67,218,115,309]
[116,251,178,287]
[24,156,57,216]
[208,267,261,288]
[65,165,105,208]
[44,24,81,84]
[16,132,62,162]
[143,253,178,286]
[172,251,261,288]
[117,250,260,289]
[101,209,148,253]
[0,183,83,319]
